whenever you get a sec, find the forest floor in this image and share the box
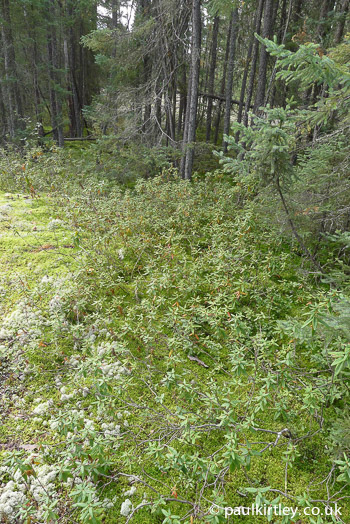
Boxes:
[0,176,349,523]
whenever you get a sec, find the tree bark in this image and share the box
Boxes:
[265,0,293,107]
[243,0,264,126]
[254,0,276,114]
[236,2,263,140]
[111,0,120,28]
[205,15,219,142]
[66,2,83,138]
[253,0,275,115]
[181,0,201,180]
[198,17,210,127]
[30,20,44,138]
[213,18,232,144]
[177,64,186,138]
[47,0,64,147]
[334,0,349,43]
[0,32,9,140]
[0,0,23,138]
[222,8,239,153]
[317,0,335,42]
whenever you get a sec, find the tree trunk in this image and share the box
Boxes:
[181,0,201,180]
[213,19,232,144]
[292,0,303,29]
[198,18,210,127]
[142,53,152,137]
[334,0,349,43]
[222,8,239,153]
[317,0,335,42]
[0,0,23,137]
[67,3,83,137]
[172,80,177,139]
[31,26,44,137]
[111,0,120,28]
[177,64,187,137]
[265,0,293,107]
[154,74,163,140]
[236,3,263,140]
[0,32,9,139]
[243,0,264,127]
[205,15,219,142]
[253,0,276,115]
[47,0,64,147]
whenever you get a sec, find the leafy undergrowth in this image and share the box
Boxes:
[0,166,350,523]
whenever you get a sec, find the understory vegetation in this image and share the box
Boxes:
[1,0,350,523]
[1,122,350,522]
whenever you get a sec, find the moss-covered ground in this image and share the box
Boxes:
[0,168,349,523]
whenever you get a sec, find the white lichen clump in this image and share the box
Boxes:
[0,302,43,341]
[101,422,121,438]
[0,481,26,521]
[0,461,58,522]
[32,399,53,415]
[120,498,133,517]
[100,360,130,379]
[60,386,77,402]
[47,218,63,230]
[123,485,137,497]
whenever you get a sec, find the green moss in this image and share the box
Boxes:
[1,169,350,524]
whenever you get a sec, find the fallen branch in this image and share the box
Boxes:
[199,92,253,109]
[188,355,209,368]
[63,136,97,141]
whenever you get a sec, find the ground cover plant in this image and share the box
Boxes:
[1,0,350,522]
[0,145,350,522]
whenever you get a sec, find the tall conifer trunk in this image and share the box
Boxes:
[213,19,231,144]
[205,15,219,142]
[47,0,64,147]
[334,0,349,43]
[243,0,264,126]
[0,0,23,137]
[253,0,275,115]
[222,8,239,153]
[181,0,201,180]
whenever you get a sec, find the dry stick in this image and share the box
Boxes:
[125,498,195,523]
[276,177,324,273]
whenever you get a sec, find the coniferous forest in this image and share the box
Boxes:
[1,0,350,522]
